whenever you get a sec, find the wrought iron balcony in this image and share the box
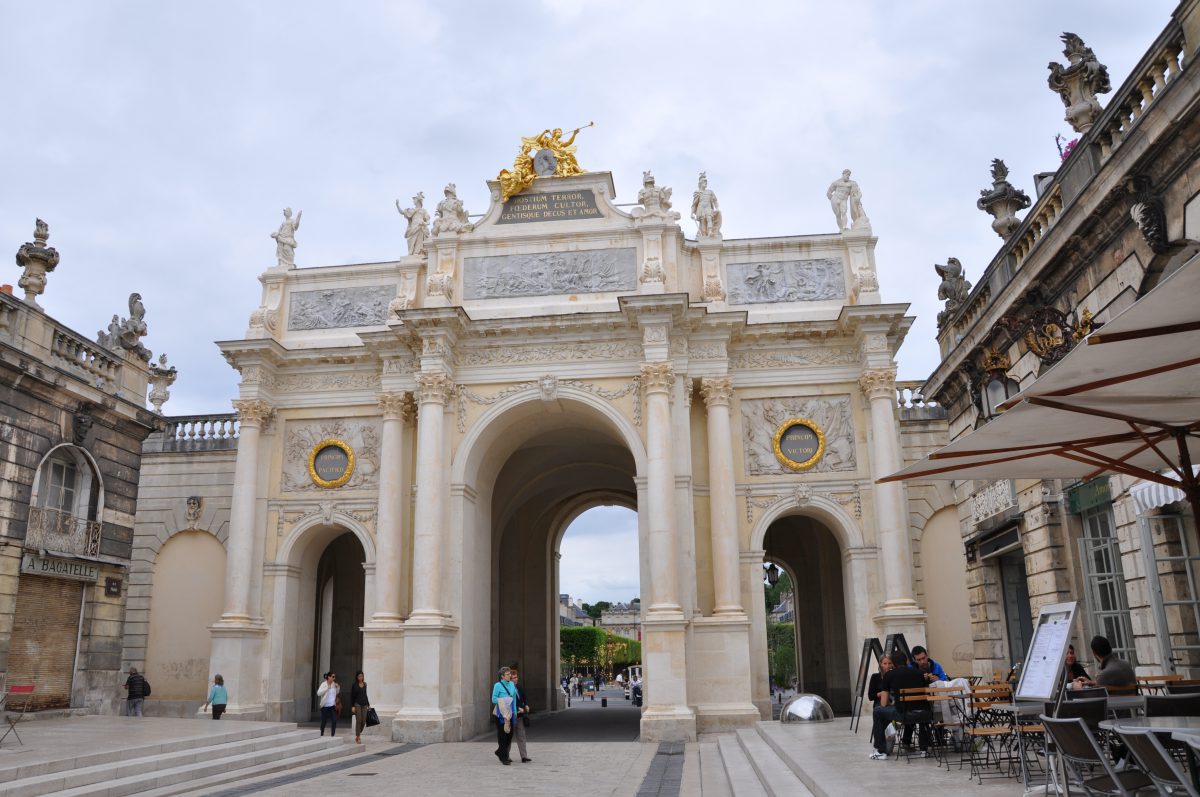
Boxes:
[25,506,102,557]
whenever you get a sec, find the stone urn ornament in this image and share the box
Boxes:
[16,218,60,309]
[977,159,1031,240]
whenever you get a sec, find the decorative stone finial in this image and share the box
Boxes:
[431,183,473,236]
[691,172,722,238]
[396,192,430,256]
[935,257,972,328]
[270,207,302,268]
[15,218,60,308]
[977,159,1031,240]
[111,292,152,361]
[1047,33,1111,133]
[826,170,870,232]
[147,353,178,413]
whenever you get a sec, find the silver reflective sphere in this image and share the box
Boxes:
[780,693,835,723]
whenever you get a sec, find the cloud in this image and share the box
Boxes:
[559,506,640,604]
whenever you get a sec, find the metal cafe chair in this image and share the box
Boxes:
[1115,726,1198,797]
[0,684,35,747]
[1167,681,1200,695]
[1146,694,1200,718]
[893,687,935,762]
[1040,715,1153,797]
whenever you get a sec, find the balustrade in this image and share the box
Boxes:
[25,505,102,557]
[155,414,240,451]
[51,328,120,389]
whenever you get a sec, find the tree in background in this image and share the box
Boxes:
[764,570,792,613]
[561,626,640,677]
[582,600,613,620]
[768,622,798,689]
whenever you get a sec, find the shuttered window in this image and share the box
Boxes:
[8,576,84,710]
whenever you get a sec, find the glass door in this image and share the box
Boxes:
[1078,504,1136,664]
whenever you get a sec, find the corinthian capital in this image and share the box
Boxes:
[378,391,415,421]
[700,376,734,408]
[232,399,274,427]
[640,362,675,394]
[858,367,898,400]
[414,372,455,405]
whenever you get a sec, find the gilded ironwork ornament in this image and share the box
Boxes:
[497,123,594,202]
[772,418,826,472]
[308,438,355,489]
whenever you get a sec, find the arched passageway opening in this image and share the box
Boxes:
[763,514,852,713]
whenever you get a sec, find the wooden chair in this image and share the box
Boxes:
[0,684,35,746]
[1137,674,1184,694]
[963,685,1015,783]
[1166,680,1200,695]
[893,687,936,761]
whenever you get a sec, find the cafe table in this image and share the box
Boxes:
[1100,716,1200,790]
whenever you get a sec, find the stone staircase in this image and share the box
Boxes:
[0,723,361,797]
[711,722,816,796]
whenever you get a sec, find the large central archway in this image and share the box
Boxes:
[452,388,648,739]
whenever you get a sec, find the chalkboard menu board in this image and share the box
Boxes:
[1015,601,1077,702]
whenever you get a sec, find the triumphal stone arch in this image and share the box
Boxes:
[207,135,927,743]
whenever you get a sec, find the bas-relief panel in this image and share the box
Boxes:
[463,248,637,299]
[740,395,857,475]
[281,419,381,492]
[287,286,393,330]
[725,258,845,304]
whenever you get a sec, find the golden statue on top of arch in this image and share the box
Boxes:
[497,122,594,202]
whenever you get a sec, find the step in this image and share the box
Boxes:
[697,740,732,797]
[0,723,300,785]
[115,740,364,797]
[30,736,349,797]
[752,722,835,797]
[1,730,323,797]
[716,735,767,797]
[734,728,812,797]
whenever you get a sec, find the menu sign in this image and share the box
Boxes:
[1014,601,1077,702]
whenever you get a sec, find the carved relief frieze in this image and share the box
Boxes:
[741,484,864,523]
[725,258,845,304]
[281,419,381,492]
[457,341,641,367]
[463,248,637,299]
[730,347,857,370]
[740,395,857,475]
[287,286,393,331]
[277,503,377,537]
[274,371,381,393]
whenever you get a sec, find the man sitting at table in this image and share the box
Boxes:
[1073,635,1134,690]
[910,646,949,684]
[870,650,930,760]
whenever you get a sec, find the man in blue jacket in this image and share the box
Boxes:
[910,646,949,683]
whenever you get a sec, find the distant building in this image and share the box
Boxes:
[558,593,591,627]
[599,602,641,641]
[768,591,794,624]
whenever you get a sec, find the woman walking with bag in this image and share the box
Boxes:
[491,666,517,765]
[350,671,370,744]
[316,671,340,736]
[202,674,228,719]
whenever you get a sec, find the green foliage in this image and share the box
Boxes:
[764,570,792,613]
[768,622,797,688]
[560,627,640,672]
[582,600,613,620]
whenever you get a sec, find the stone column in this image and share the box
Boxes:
[372,392,411,623]
[642,362,681,617]
[639,361,696,741]
[409,373,454,621]
[208,398,273,719]
[701,377,743,615]
[859,368,925,625]
[221,399,273,623]
[742,549,772,719]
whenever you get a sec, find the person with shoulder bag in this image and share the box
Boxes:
[350,670,371,744]
[510,668,532,763]
[491,666,517,765]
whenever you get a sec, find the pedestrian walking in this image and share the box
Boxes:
[350,670,370,744]
[491,666,517,765]
[317,671,340,736]
[124,667,150,717]
[510,669,532,763]
[202,674,228,719]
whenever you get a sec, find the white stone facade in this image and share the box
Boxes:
[130,166,940,742]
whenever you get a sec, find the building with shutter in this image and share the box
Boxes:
[0,221,158,712]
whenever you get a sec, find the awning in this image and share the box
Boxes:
[883,253,1200,528]
[1131,466,1200,514]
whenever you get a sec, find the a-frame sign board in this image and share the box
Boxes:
[850,633,911,732]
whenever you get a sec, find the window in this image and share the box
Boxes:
[37,455,78,515]
[1079,504,1137,665]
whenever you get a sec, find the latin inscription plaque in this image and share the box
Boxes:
[497,190,602,224]
[308,439,355,489]
[772,419,826,471]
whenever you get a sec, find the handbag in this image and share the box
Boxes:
[521,712,530,728]
[365,707,380,727]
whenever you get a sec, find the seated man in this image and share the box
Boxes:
[870,650,930,760]
[910,646,949,684]
[1074,635,1134,690]
[904,646,968,747]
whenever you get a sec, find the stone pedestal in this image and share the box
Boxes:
[689,615,758,733]
[206,624,268,719]
[640,616,697,742]
[392,622,461,742]
[362,624,405,718]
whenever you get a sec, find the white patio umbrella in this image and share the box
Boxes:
[882,252,1200,528]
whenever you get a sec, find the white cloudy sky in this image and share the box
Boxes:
[1,2,1174,599]
[560,506,640,604]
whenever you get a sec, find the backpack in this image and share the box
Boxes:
[142,679,151,697]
